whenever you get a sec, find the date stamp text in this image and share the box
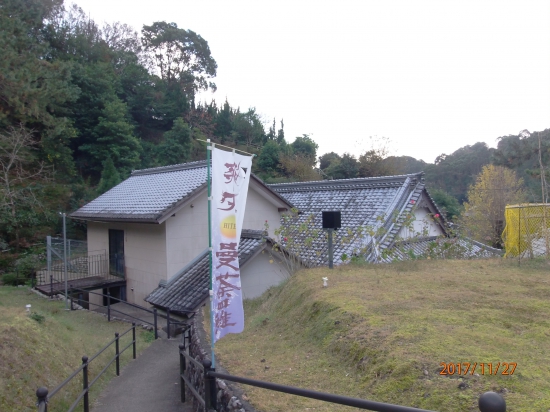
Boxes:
[439,362,517,376]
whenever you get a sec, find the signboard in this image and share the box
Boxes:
[211,147,252,342]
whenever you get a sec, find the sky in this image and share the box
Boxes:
[73,0,550,163]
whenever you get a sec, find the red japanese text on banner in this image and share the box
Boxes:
[211,147,252,342]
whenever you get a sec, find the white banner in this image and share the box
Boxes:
[211,147,253,342]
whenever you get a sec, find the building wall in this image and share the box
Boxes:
[165,184,284,279]
[243,187,282,239]
[165,191,210,279]
[87,221,167,305]
[396,207,444,239]
[85,183,286,305]
[240,246,291,299]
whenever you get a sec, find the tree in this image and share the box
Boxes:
[257,141,281,174]
[325,153,359,179]
[425,142,494,203]
[0,0,77,173]
[0,125,52,251]
[97,156,121,194]
[493,129,550,202]
[231,108,266,147]
[156,117,192,166]
[460,165,527,248]
[214,99,233,142]
[319,152,341,171]
[278,153,320,182]
[141,21,217,97]
[430,189,461,221]
[356,136,395,178]
[291,134,318,166]
[80,99,141,177]
[276,119,285,144]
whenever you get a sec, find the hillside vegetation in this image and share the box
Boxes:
[0,287,154,411]
[213,259,550,411]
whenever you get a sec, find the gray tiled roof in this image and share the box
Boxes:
[384,236,503,261]
[269,173,444,266]
[71,161,208,222]
[144,230,267,313]
[70,161,292,223]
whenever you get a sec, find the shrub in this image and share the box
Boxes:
[0,253,17,272]
[15,254,44,277]
[29,312,45,323]
[1,273,27,286]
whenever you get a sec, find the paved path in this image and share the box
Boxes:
[91,337,193,412]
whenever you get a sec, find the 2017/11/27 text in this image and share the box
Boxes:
[439,362,517,376]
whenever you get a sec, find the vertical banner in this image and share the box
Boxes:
[211,147,253,342]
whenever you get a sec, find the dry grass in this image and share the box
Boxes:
[0,286,154,411]
[209,258,550,411]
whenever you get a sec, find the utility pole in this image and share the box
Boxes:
[60,212,68,310]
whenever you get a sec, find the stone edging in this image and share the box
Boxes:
[188,306,258,412]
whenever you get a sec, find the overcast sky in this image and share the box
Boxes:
[73,0,550,163]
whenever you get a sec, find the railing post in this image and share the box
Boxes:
[478,391,506,412]
[203,359,217,410]
[36,387,48,412]
[50,275,53,298]
[107,292,111,322]
[132,322,136,359]
[153,308,158,340]
[115,332,120,376]
[203,359,212,409]
[179,343,186,403]
[69,285,74,310]
[82,356,89,412]
[166,308,171,339]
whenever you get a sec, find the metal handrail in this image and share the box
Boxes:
[36,323,137,412]
[179,329,507,412]
[210,371,434,412]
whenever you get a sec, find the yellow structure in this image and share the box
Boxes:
[503,204,550,258]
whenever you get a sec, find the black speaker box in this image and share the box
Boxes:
[322,211,341,229]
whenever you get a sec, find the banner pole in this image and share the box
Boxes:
[207,139,216,368]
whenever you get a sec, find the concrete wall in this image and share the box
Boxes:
[165,191,210,278]
[87,221,167,305]
[165,185,284,279]
[243,186,282,239]
[397,207,444,240]
[240,246,290,299]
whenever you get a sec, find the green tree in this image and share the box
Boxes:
[461,165,527,248]
[430,189,461,221]
[276,119,285,144]
[80,99,141,176]
[318,152,341,171]
[325,153,359,179]
[231,108,266,147]
[0,125,52,251]
[425,142,494,203]
[97,157,121,194]
[257,141,281,174]
[141,21,217,97]
[291,135,318,166]
[493,129,550,202]
[0,0,77,173]
[156,117,192,165]
[214,100,233,142]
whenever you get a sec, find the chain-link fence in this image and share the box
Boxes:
[502,203,550,259]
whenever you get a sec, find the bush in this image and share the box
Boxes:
[1,273,27,286]
[0,253,17,272]
[15,254,44,277]
[29,312,45,323]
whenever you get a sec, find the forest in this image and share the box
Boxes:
[1,0,549,257]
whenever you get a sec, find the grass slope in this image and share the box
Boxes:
[213,259,550,411]
[0,287,154,411]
